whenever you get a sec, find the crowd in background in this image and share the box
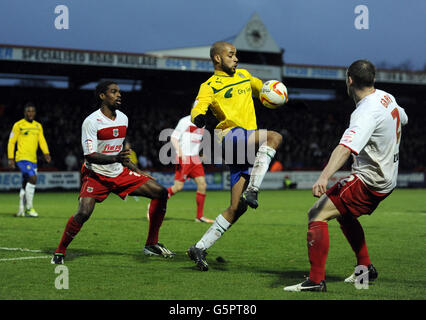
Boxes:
[1,86,425,173]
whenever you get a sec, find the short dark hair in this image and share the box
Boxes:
[95,80,117,106]
[210,41,232,63]
[347,60,376,88]
[24,102,35,111]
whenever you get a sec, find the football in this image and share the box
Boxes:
[259,80,288,109]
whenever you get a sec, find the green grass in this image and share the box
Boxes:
[0,189,425,300]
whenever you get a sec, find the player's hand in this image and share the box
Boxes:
[44,154,51,163]
[193,114,205,128]
[117,149,131,164]
[312,176,328,198]
[8,159,15,169]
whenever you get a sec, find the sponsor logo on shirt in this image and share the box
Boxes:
[102,144,122,153]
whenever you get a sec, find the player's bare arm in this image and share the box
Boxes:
[171,136,182,158]
[312,145,351,197]
[85,149,131,165]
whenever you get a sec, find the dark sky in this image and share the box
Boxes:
[1,0,425,70]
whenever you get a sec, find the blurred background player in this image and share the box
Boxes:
[284,60,408,292]
[51,81,175,264]
[7,102,51,217]
[187,41,283,271]
[168,114,213,223]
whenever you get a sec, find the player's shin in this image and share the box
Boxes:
[308,221,329,284]
[146,198,167,245]
[338,217,371,266]
[195,214,231,250]
[24,183,36,210]
[247,145,276,191]
[19,188,25,212]
[55,216,82,255]
[196,192,206,219]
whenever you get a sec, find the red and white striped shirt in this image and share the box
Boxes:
[81,109,128,177]
[339,89,408,193]
[171,115,204,156]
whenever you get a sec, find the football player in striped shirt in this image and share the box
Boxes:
[284,60,408,292]
[51,81,175,264]
[8,102,51,217]
[187,41,283,271]
[168,114,214,223]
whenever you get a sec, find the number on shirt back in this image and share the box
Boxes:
[391,108,401,144]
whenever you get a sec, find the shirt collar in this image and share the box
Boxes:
[214,70,233,77]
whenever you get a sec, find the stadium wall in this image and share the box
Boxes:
[0,171,423,191]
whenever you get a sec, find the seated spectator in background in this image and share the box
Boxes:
[283,175,297,189]
[64,151,78,171]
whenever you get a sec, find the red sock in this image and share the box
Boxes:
[55,216,82,255]
[308,221,329,284]
[167,187,174,199]
[195,192,206,219]
[338,216,371,266]
[146,198,167,245]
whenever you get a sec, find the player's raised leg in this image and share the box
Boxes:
[242,129,282,209]
[130,179,175,258]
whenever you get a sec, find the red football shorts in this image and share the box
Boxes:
[174,156,205,182]
[326,174,391,218]
[79,166,150,202]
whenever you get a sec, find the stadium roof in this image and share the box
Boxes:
[0,12,425,90]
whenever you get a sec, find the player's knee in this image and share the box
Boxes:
[197,182,207,193]
[174,184,184,192]
[307,206,319,223]
[157,186,169,200]
[75,209,92,224]
[28,175,37,185]
[267,131,283,149]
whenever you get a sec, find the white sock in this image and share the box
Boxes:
[19,188,25,212]
[25,183,36,210]
[195,214,231,250]
[247,145,276,191]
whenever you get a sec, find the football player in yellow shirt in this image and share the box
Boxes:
[8,103,51,217]
[187,41,283,271]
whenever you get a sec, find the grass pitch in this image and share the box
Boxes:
[0,189,425,300]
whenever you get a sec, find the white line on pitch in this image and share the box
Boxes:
[0,247,43,253]
[0,256,51,262]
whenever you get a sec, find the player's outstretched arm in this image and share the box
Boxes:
[312,145,351,197]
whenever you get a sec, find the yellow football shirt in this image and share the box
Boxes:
[7,119,50,163]
[191,68,263,140]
